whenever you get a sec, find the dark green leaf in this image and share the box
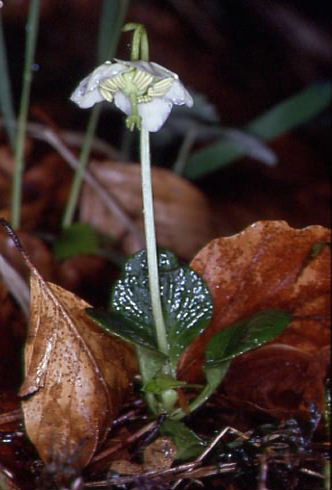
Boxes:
[54,223,100,261]
[109,249,213,368]
[160,419,206,460]
[184,83,331,178]
[87,308,158,350]
[205,309,292,367]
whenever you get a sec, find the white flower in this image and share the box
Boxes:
[70,59,193,132]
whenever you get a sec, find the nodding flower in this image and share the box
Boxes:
[70,59,193,132]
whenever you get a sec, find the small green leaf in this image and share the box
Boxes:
[206,309,292,367]
[54,223,100,261]
[136,345,167,384]
[160,419,206,460]
[144,375,189,395]
[109,249,213,369]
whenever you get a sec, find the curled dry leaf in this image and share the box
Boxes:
[179,220,330,415]
[110,436,176,476]
[143,436,177,471]
[80,161,216,260]
[19,263,137,471]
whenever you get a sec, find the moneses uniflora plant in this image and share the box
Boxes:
[71,23,290,419]
[71,22,193,367]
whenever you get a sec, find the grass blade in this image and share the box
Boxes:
[184,83,331,179]
[0,12,16,150]
[62,0,130,228]
[11,0,41,228]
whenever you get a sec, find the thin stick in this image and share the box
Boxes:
[171,426,232,490]
[0,118,119,159]
[91,420,157,463]
[0,408,22,425]
[35,126,144,249]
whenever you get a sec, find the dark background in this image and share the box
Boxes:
[2,0,331,232]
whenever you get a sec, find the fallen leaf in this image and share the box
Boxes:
[221,344,326,416]
[179,220,330,415]
[80,161,216,260]
[110,436,176,476]
[143,436,177,470]
[19,260,137,472]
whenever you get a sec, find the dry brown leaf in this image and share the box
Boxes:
[19,262,137,471]
[221,344,327,418]
[80,161,216,260]
[110,436,176,476]
[179,220,330,415]
[143,436,177,471]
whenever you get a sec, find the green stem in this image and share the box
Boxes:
[0,13,16,151]
[62,0,129,228]
[11,0,40,229]
[171,384,214,421]
[140,128,168,355]
[62,105,101,227]
[123,23,149,61]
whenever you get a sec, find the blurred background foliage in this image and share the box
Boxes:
[0,0,331,234]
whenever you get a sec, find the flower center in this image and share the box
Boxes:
[99,67,174,130]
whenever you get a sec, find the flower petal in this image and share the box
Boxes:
[114,91,131,115]
[138,98,173,132]
[70,61,128,108]
[165,80,193,107]
[70,76,105,108]
[114,59,177,79]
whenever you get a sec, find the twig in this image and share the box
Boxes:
[0,253,30,317]
[84,461,236,488]
[91,420,157,464]
[300,467,325,479]
[29,125,144,250]
[0,408,22,425]
[171,425,246,489]
[0,119,119,159]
